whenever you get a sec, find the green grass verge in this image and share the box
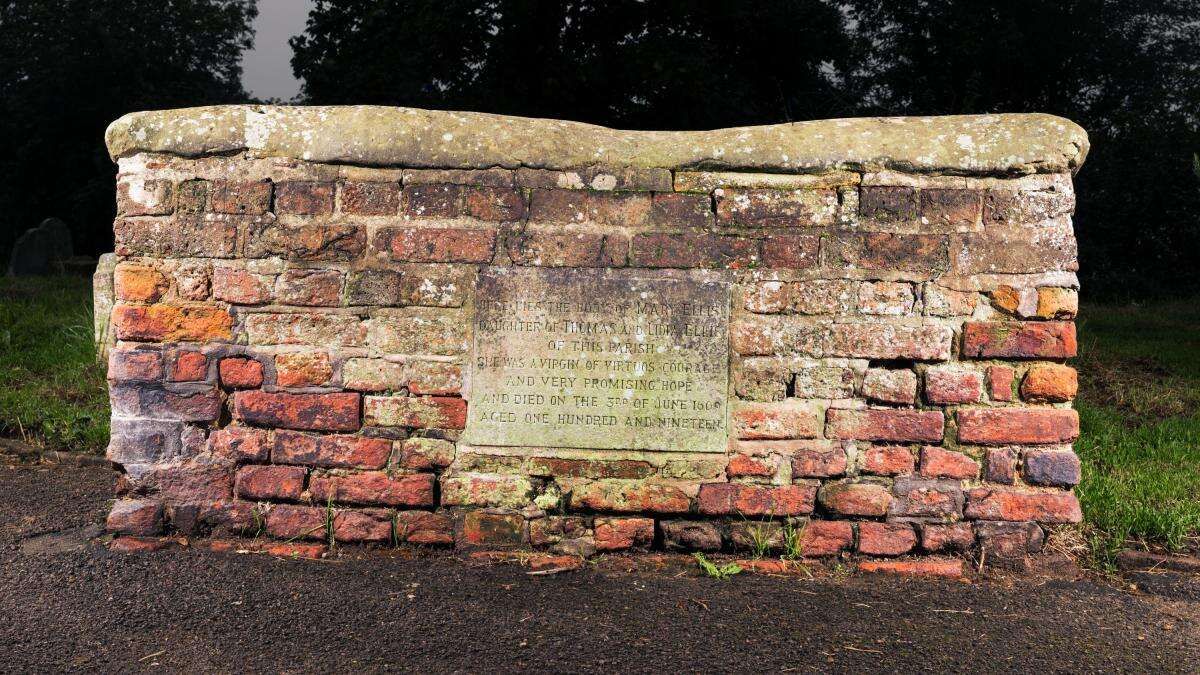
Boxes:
[0,276,109,452]
[1075,299,1200,567]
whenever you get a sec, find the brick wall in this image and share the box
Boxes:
[99,107,1087,562]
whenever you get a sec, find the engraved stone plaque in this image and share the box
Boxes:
[464,267,730,453]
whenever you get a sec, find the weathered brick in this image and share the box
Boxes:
[244,313,365,348]
[990,284,1038,318]
[112,304,232,342]
[245,221,366,261]
[857,281,915,315]
[983,447,1017,484]
[275,181,334,215]
[341,181,400,215]
[1020,364,1078,402]
[594,517,655,551]
[235,465,306,501]
[716,188,838,227]
[832,233,947,273]
[919,446,979,480]
[801,520,854,556]
[965,488,1082,523]
[630,232,759,269]
[923,284,978,317]
[789,442,849,478]
[920,523,974,552]
[109,384,222,422]
[975,521,1045,559]
[211,267,273,304]
[106,499,164,535]
[233,391,361,432]
[919,188,981,228]
[830,324,953,360]
[1036,287,1078,319]
[117,179,174,216]
[861,368,917,405]
[986,365,1015,402]
[860,186,918,223]
[983,188,1074,226]
[208,427,272,462]
[818,481,891,516]
[952,222,1077,274]
[114,216,238,258]
[743,281,790,314]
[825,408,944,443]
[363,395,467,429]
[388,227,496,263]
[458,511,526,548]
[961,321,1077,359]
[274,351,333,387]
[463,186,527,221]
[440,473,532,508]
[331,508,393,543]
[273,430,391,469]
[394,510,454,545]
[396,437,455,470]
[173,263,210,300]
[274,268,344,307]
[265,505,326,540]
[344,268,469,308]
[175,179,208,213]
[1022,449,1082,487]
[109,349,164,383]
[858,558,964,578]
[567,479,692,514]
[219,357,264,389]
[659,520,722,552]
[858,522,916,556]
[924,366,983,404]
[312,471,435,507]
[114,264,168,302]
[528,189,651,226]
[732,401,821,440]
[651,193,713,229]
[861,445,915,476]
[526,457,655,480]
[169,351,208,382]
[761,234,820,269]
[730,316,828,357]
[890,477,964,518]
[956,408,1079,445]
[506,230,626,267]
[211,180,272,215]
[107,418,187,465]
[406,168,515,188]
[698,483,816,516]
[727,453,777,478]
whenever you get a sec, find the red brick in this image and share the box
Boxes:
[651,193,713,229]
[175,179,208,213]
[274,351,333,387]
[920,523,975,552]
[919,446,980,480]
[861,445,915,476]
[698,483,815,516]
[109,536,176,553]
[716,188,838,227]
[329,508,393,542]
[860,186,918,223]
[109,384,222,422]
[919,188,982,228]
[363,395,467,429]
[594,517,655,551]
[528,189,651,226]
[401,184,463,218]
[273,430,391,469]
[861,368,917,405]
[987,365,1015,402]
[462,186,527,221]
[832,232,947,272]
[525,457,654,480]
[831,324,953,360]
[858,522,916,556]
[568,480,692,514]
[458,511,526,548]
[112,304,232,342]
[790,445,848,478]
[218,357,263,389]
[975,521,1044,559]
[800,520,854,557]
[394,510,454,545]
[114,215,237,258]
[1023,449,1082,487]
[311,471,434,507]
[890,477,964,518]
[965,488,1082,523]
[441,473,532,508]
[341,181,400,215]
[108,349,164,382]
[660,520,722,551]
[761,234,820,269]
[114,264,168,302]
[168,351,208,382]
[825,408,945,443]
[858,558,964,579]
[211,180,272,214]
[397,438,456,471]
[233,391,361,432]
[208,427,272,462]
[630,232,759,269]
[961,322,1077,359]
[106,499,163,535]
[818,482,891,516]
[211,267,273,304]
[727,454,777,478]
[983,447,1017,484]
[388,227,496,263]
[506,230,625,267]
[245,221,367,261]
[265,505,327,540]
[924,366,983,404]
[274,268,344,307]
[116,179,174,216]
[1020,364,1078,402]
[275,181,334,215]
[956,408,1078,445]
[235,465,306,501]
[732,401,821,440]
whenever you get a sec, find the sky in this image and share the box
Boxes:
[241,0,315,101]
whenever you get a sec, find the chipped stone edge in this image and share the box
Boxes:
[105,105,1089,176]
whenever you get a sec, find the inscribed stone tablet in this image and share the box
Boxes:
[465,268,730,453]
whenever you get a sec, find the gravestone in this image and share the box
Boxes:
[8,217,74,276]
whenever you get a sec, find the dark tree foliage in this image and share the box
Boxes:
[293,0,1200,298]
[0,0,257,259]
[290,0,857,130]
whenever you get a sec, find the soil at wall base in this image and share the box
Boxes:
[0,460,1198,673]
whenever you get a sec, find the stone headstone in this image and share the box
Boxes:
[7,217,74,276]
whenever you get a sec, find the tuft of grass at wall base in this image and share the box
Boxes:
[0,276,109,453]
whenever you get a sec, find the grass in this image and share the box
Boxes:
[0,276,1196,568]
[1074,299,1200,568]
[0,276,108,452]
[693,552,742,579]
